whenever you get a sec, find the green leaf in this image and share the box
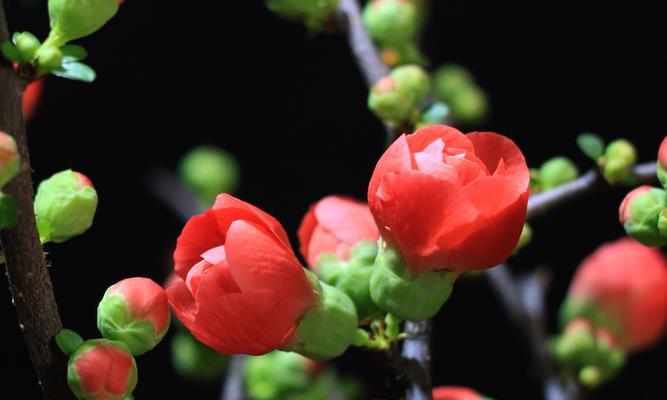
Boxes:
[0,194,18,230]
[60,45,88,62]
[56,329,84,355]
[52,62,96,82]
[1,40,21,62]
[577,133,605,161]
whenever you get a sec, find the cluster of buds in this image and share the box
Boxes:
[363,0,427,66]
[620,137,667,246]
[265,0,340,32]
[368,64,430,126]
[433,64,489,125]
[554,238,667,388]
[61,277,170,399]
[578,133,637,185]
[530,156,579,193]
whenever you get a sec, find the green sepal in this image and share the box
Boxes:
[61,44,88,62]
[56,329,84,355]
[1,40,21,62]
[316,241,383,321]
[53,61,96,82]
[0,193,19,230]
[370,242,456,321]
[577,133,605,161]
[289,282,358,360]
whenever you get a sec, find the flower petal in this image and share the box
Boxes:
[313,196,379,247]
[407,125,474,154]
[173,210,225,279]
[368,134,413,211]
[467,132,529,191]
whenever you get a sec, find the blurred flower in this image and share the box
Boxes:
[23,80,44,122]
[433,386,490,400]
[0,131,20,187]
[656,137,667,189]
[171,329,229,383]
[619,185,667,246]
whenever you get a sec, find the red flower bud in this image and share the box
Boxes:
[23,80,44,122]
[564,238,667,351]
[619,186,652,225]
[433,386,486,400]
[167,194,319,355]
[97,277,170,355]
[0,131,20,188]
[298,195,379,269]
[67,339,137,400]
[367,124,529,275]
[659,137,667,171]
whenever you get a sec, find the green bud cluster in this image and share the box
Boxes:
[531,156,579,193]
[433,64,489,125]
[368,64,430,126]
[265,0,340,32]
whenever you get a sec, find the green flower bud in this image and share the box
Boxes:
[266,0,339,31]
[448,85,488,125]
[244,351,313,400]
[289,281,358,360]
[171,330,229,383]
[363,0,419,46]
[47,0,120,46]
[178,146,240,207]
[433,64,474,100]
[36,45,63,71]
[619,186,667,247]
[600,139,637,184]
[552,320,596,366]
[368,65,430,125]
[14,32,41,62]
[539,156,579,191]
[34,169,98,243]
[317,241,383,321]
[370,243,456,321]
[0,131,20,187]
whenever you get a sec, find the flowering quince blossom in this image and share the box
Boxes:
[561,238,667,352]
[167,194,358,359]
[367,124,529,320]
[432,386,489,400]
[67,339,137,400]
[298,195,379,269]
[97,277,170,355]
[298,195,382,320]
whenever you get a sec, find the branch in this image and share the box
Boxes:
[221,355,247,400]
[488,161,657,400]
[0,2,73,399]
[401,321,433,400]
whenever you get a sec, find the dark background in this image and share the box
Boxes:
[2,0,666,399]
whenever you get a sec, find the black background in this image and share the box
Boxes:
[2,0,667,399]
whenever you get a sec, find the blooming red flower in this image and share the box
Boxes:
[67,339,137,400]
[298,195,379,268]
[368,124,529,274]
[565,238,667,351]
[23,80,44,122]
[433,386,486,400]
[167,194,319,355]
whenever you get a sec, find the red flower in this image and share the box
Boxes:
[567,238,667,351]
[167,194,319,355]
[23,80,44,122]
[433,386,485,400]
[659,137,667,171]
[368,124,529,274]
[298,195,379,268]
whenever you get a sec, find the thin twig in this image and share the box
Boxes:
[222,355,247,400]
[401,321,433,400]
[0,2,73,398]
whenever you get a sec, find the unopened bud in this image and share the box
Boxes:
[600,139,637,184]
[368,65,430,125]
[619,186,667,246]
[0,131,20,187]
[363,0,418,46]
[539,157,579,191]
[178,146,240,207]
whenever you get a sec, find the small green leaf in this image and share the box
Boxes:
[1,40,21,62]
[56,329,84,355]
[577,133,605,161]
[60,45,88,62]
[0,194,19,230]
[52,62,96,82]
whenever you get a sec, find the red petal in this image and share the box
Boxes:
[297,205,318,264]
[467,132,529,192]
[173,210,225,279]
[110,277,169,334]
[75,344,134,397]
[368,134,412,212]
[407,125,474,154]
[314,196,379,247]
[305,225,342,268]
[166,279,197,328]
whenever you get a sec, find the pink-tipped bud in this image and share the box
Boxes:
[0,131,20,188]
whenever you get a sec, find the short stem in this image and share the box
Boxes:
[402,320,433,400]
[385,313,402,340]
[352,328,385,350]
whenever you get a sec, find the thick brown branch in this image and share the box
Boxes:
[0,2,73,399]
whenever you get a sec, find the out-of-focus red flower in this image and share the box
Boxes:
[433,386,485,400]
[167,194,318,355]
[658,137,667,171]
[367,124,529,274]
[22,80,44,122]
[565,238,667,351]
[298,195,379,269]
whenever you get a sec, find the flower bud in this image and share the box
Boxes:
[0,131,20,188]
[370,242,456,321]
[36,45,63,71]
[317,241,383,321]
[244,351,318,400]
[600,139,637,184]
[657,137,667,189]
[368,65,430,125]
[178,146,240,206]
[447,85,488,125]
[288,279,359,360]
[433,64,474,101]
[539,156,579,191]
[34,169,98,243]
[363,0,419,46]
[67,339,137,400]
[97,277,170,355]
[265,0,339,31]
[171,330,229,383]
[619,186,667,246]
[47,0,121,46]
[14,32,41,62]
